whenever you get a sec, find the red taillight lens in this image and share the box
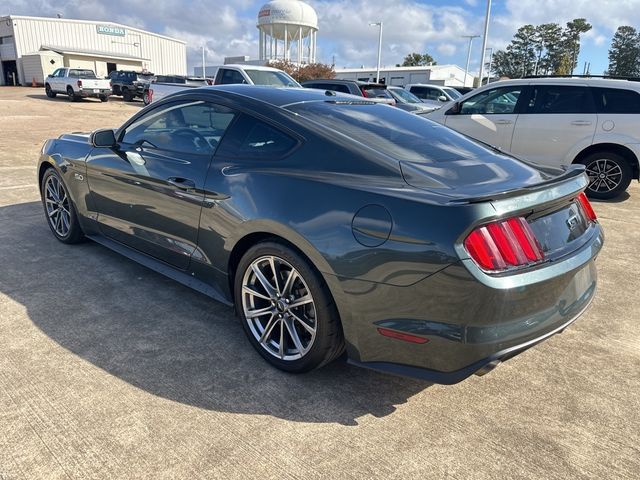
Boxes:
[464,217,544,272]
[361,88,369,97]
[577,192,597,222]
[77,80,82,88]
[148,89,153,102]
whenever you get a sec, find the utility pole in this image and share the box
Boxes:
[478,0,492,86]
[369,21,383,83]
[462,35,480,87]
[486,47,494,83]
[201,46,206,78]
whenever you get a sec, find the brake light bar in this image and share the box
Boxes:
[464,216,544,272]
[577,192,597,222]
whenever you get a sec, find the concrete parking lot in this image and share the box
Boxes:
[0,87,638,479]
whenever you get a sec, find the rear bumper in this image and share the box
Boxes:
[77,89,111,98]
[333,224,603,384]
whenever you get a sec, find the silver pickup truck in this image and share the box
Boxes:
[144,65,300,104]
[45,68,112,102]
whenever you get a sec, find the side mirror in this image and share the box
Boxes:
[90,129,117,148]
[445,102,460,115]
[438,95,448,102]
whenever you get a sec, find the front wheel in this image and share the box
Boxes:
[122,89,133,102]
[41,169,84,244]
[581,152,633,200]
[99,95,109,102]
[235,242,344,373]
[45,84,56,98]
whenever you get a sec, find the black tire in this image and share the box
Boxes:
[99,95,109,102]
[122,89,133,102]
[580,151,633,200]
[66,87,77,102]
[45,84,56,98]
[40,168,85,244]
[234,241,344,373]
[143,90,151,106]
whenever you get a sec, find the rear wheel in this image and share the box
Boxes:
[581,151,632,200]
[122,89,133,102]
[143,90,151,105]
[66,87,77,102]
[45,84,56,98]
[41,169,84,244]
[235,242,344,373]
[99,95,109,102]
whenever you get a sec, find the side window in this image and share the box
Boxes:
[216,114,297,159]
[121,101,237,155]
[219,69,247,85]
[410,87,426,99]
[459,86,522,114]
[50,69,61,77]
[592,87,640,114]
[424,88,442,101]
[333,84,350,94]
[526,85,593,114]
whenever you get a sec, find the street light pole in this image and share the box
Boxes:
[486,47,494,83]
[369,21,383,83]
[478,0,492,86]
[462,35,480,87]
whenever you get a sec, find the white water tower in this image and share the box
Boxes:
[257,0,318,64]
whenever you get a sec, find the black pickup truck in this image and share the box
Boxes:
[107,70,154,102]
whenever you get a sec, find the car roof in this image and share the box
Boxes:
[474,77,640,90]
[302,79,386,87]
[222,64,286,72]
[184,84,365,107]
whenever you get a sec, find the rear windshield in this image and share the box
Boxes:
[245,70,300,87]
[362,86,392,99]
[286,101,490,163]
[389,88,422,103]
[69,69,96,78]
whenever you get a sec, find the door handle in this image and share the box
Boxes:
[571,120,592,126]
[495,120,513,125]
[167,177,196,191]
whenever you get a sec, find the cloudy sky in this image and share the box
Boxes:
[4,0,640,75]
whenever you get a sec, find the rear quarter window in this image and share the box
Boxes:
[592,87,640,113]
[216,114,297,159]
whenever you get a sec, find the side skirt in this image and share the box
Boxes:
[87,234,233,307]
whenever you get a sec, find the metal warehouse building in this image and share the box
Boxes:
[0,15,187,86]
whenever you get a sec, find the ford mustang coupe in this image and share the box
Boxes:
[38,85,603,383]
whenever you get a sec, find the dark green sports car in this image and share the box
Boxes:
[37,85,604,383]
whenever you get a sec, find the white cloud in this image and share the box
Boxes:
[437,43,457,56]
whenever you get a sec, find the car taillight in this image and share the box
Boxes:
[464,217,544,272]
[77,80,82,88]
[577,192,597,222]
[361,88,368,97]
[148,89,153,102]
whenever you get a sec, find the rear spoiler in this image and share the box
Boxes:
[453,165,589,212]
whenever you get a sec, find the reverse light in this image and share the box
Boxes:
[577,192,597,222]
[464,217,544,272]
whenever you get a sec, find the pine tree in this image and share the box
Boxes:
[607,26,640,77]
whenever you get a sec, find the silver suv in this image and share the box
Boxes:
[427,77,640,199]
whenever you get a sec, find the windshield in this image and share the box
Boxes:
[389,88,422,104]
[245,70,300,87]
[442,87,462,99]
[69,69,97,79]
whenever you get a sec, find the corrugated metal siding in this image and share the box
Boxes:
[10,16,186,83]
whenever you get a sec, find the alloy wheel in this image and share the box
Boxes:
[585,158,623,194]
[241,255,317,361]
[44,174,71,237]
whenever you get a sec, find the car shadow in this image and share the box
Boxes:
[0,201,430,425]
[590,191,631,204]
[25,93,143,106]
